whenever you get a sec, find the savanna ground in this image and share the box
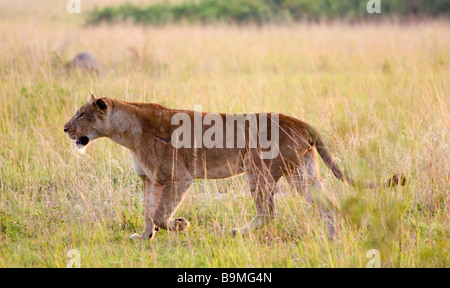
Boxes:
[0,1,448,267]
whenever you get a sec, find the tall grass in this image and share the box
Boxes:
[0,10,448,267]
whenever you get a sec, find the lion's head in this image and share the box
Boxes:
[64,93,112,150]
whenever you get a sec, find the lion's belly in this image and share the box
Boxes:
[190,148,245,179]
[199,164,245,179]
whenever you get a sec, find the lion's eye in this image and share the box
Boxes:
[77,113,85,119]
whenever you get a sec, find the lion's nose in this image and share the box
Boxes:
[64,127,69,133]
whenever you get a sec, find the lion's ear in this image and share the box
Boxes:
[88,93,107,111]
[88,93,98,105]
[95,98,107,111]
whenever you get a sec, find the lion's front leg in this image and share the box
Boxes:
[152,175,193,232]
[129,176,162,241]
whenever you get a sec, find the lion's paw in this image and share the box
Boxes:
[172,217,190,231]
[128,233,141,240]
[231,228,243,237]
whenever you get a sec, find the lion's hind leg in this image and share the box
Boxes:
[285,149,336,240]
[232,152,282,237]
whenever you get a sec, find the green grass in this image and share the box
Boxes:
[87,0,450,25]
[0,16,448,267]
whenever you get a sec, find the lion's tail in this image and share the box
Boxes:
[306,125,406,189]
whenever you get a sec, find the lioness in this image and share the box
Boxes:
[64,94,405,240]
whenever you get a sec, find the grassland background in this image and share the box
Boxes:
[0,1,448,267]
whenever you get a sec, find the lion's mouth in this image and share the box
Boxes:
[76,136,90,149]
[67,133,76,140]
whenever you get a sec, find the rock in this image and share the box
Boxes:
[67,52,101,73]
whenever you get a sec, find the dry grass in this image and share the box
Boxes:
[0,2,448,267]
